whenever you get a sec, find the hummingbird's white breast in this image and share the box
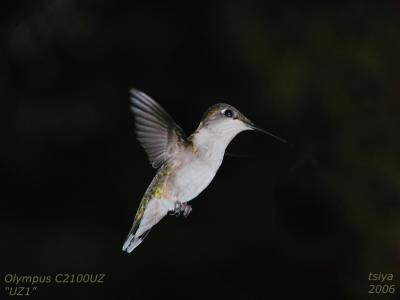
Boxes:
[171,152,222,203]
[169,124,243,203]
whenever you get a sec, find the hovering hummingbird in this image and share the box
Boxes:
[122,89,286,253]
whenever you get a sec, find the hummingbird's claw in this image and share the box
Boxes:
[170,201,192,218]
[171,201,182,217]
[182,204,192,218]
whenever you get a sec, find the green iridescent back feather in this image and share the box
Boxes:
[130,164,172,231]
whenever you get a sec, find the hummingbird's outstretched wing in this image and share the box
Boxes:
[129,89,186,168]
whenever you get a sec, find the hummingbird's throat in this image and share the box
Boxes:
[193,124,249,158]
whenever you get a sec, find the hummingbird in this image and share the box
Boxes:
[122,89,286,253]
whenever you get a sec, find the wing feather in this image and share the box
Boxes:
[129,89,186,168]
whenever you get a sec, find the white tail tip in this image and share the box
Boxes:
[122,234,143,253]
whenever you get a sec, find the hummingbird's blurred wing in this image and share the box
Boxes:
[129,89,186,168]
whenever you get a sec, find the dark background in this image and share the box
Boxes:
[2,1,400,299]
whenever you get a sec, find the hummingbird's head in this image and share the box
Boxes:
[196,103,286,144]
[199,103,252,135]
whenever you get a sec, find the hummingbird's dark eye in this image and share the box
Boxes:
[224,109,233,118]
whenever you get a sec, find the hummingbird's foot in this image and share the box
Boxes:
[182,204,192,218]
[169,201,182,217]
[170,201,192,218]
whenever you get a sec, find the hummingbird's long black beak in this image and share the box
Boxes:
[248,123,287,143]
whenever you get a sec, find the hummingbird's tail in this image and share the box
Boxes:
[122,198,171,253]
